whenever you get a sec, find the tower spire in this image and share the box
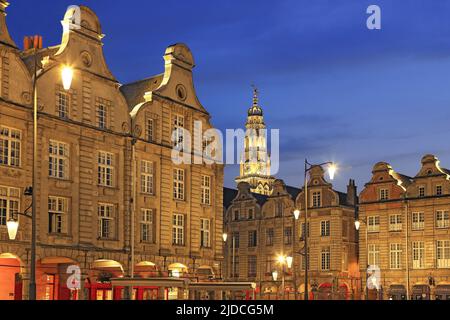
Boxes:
[252,84,259,107]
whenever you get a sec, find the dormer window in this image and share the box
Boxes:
[436,185,443,196]
[233,210,239,221]
[418,186,425,198]
[312,191,321,208]
[380,189,389,201]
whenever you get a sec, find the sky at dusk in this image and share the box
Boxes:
[8,0,450,192]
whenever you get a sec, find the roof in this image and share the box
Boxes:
[223,187,268,208]
[20,46,60,74]
[285,185,301,200]
[223,187,238,210]
[120,73,164,109]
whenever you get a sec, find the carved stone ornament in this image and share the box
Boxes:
[21,91,31,104]
[121,122,130,134]
[133,125,142,138]
[80,51,92,68]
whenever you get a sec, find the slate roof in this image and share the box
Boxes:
[120,73,164,110]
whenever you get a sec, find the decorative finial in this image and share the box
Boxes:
[251,84,258,107]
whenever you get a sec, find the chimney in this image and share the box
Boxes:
[346,179,357,206]
[23,35,43,50]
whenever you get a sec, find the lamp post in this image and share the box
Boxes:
[223,232,236,280]
[293,209,300,300]
[276,254,292,299]
[9,47,74,300]
[302,160,337,301]
[354,217,368,300]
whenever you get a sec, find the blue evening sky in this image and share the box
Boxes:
[8,0,450,192]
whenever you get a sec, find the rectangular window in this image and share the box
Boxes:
[301,222,310,239]
[302,248,310,270]
[436,210,449,228]
[201,175,211,205]
[312,191,321,208]
[412,212,425,230]
[368,244,380,266]
[232,232,240,248]
[248,208,254,220]
[200,218,211,248]
[418,186,425,198]
[412,241,425,269]
[275,202,282,217]
[231,256,239,278]
[0,126,21,167]
[390,243,402,269]
[173,168,185,200]
[0,186,19,226]
[172,214,184,246]
[389,214,402,231]
[57,91,70,119]
[321,247,330,271]
[248,230,257,247]
[172,114,184,147]
[367,216,380,233]
[140,160,154,194]
[48,196,68,234]
[140,209,154,243]
[98,203,115,239]
[266,258,275,274]
[248,256,257,278]
[97,104,108,129]
[203,135,213,158]
[49,140,69,179]
[320,220,330,237]
[266,228,274,246]
[233,210,239,221]
[146,118,154,142]
[342,220,348,237]
[436,185,443,196]
[437,240,450,268]
[284,227,292,245]
[380,189,389,201]
[98,151,114,187]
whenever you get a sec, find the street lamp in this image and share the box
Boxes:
[6,219,19,240]
[292,209,300,300]
[26,46,74,300]
[272,270,278,282]
[61,65,74,90]
[302,159,337,301]
[354,217,368,299]
[286,256,293,269]
[223,232,236,280]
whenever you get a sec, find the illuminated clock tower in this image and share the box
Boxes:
[235,87,275,195]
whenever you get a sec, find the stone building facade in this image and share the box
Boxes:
[359,155,450,300]
[224,167,359,300]
[0,3,223,300]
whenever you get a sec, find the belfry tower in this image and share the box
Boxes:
[235,87,275,195]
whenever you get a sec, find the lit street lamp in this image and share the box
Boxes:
[302,159,337,300]
[272,270,278,282]
[354,217,368,299]
[16,44,74,300]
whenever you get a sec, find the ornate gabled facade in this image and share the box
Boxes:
[235,88,274,195]
[0,4,223,300]
[224,170,358,299]
[294,166,359,299]
[359,155,450,300]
